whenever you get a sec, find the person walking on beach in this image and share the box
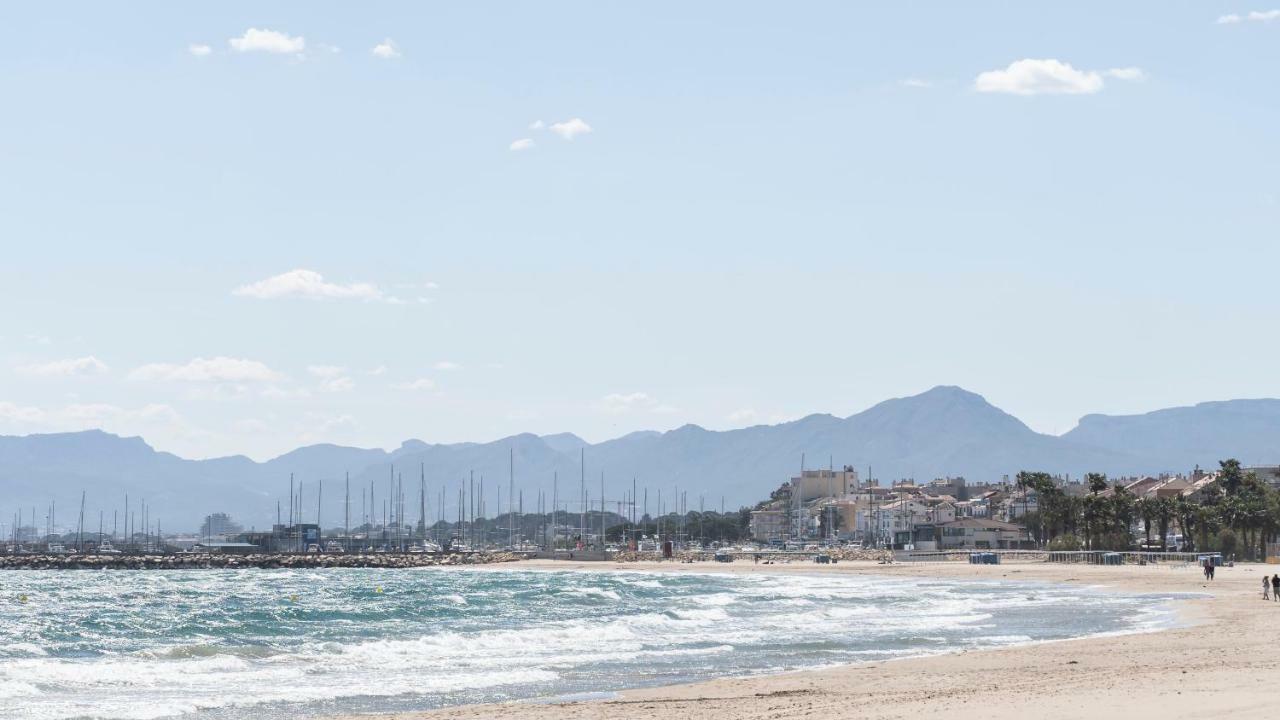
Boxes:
[1271,574,1279,601]
[1209,563,1215,580]
[1265,575,1271,600]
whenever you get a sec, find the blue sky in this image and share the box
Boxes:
[1,2,1277,460]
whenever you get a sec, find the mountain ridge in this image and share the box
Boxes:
[3,386,1278,530]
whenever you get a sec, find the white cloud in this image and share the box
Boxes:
[233,269,383,301]
[319,376,354,393]
[0,401,45,424]
[1217,10,1280,23]
[234,418,270,434]
[601,392,650,412]
[599,392,677,414]
[261,384,311,399]
[307,364,346,378]
[509,138,535,151]
[371,38,401,59]
[423,281,440,290]
[0,400,182,433]
[306,365,353,392]
[131,356,281,383]
[367,365,388,376]
[393,378,436,391]
[727,408,760,424]
[16,356,108,378]
[529,120,545,130]
[1104,67,1147,81]
[901,78,932,88]
[229,28,305,55]
[432,361,461,371]
[297,412,357,444]
[550,118,593,140]
[974,59,1144,96]
[974,59,1106,95]
[188,43,212,57]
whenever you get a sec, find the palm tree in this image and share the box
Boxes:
[1082,494,1109,549]
[1154,497,1175,552]
[1220,459,1245,497]
[1110,485,1136,549]
[1174,495,1196,552]
[1137,498,1155,549]
[1014,471,1032,523]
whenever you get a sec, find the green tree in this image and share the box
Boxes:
[1219,459,1245,497]
[1174,495,1196,552]
[1137,498,1154,548]
[1111,485,1136,547]
[1154,497,1175,551]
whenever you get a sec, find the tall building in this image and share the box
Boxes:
[199,512,243,540]
[789,468,858,503]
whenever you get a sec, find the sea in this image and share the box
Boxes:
[0,567,1181,720]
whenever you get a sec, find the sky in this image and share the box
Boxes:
[0,2,1277,461]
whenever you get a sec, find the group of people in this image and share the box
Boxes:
[1196,563,1280,600]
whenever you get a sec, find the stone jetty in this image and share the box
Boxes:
[0,551,527,570]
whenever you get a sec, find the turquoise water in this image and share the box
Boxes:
[0,568,1179,719]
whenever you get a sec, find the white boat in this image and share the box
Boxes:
[47,543,68,554]
[324,540,345,553]
[96,540,121,555]
[306,543,321,553]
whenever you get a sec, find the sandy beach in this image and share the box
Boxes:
[350,558,1280,720]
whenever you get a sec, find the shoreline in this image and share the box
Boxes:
[337,558,1278,720]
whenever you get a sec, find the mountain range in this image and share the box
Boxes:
[2,385,1278,531]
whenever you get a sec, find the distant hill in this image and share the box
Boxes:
[2,386,1276,531]
[1063,398,1280,472]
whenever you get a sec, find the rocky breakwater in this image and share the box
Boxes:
[0,551,527,570]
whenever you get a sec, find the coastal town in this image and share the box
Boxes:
[5,459,1278,567]
[748,461,1280,555]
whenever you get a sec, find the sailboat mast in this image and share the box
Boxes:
[509,447,515,549]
